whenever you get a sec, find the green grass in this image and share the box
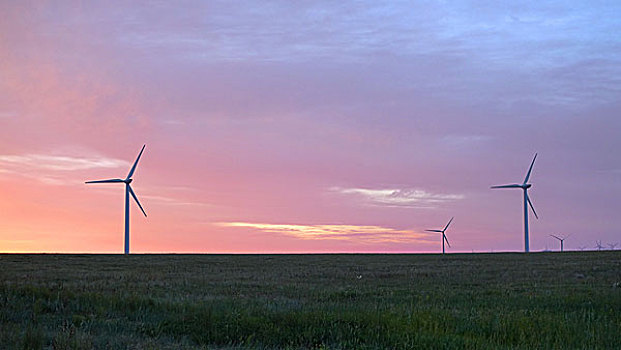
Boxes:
[1,252,620,349]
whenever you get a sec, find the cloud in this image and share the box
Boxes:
[0,154,129,172]
[0,153,130,185]
[140,194,214,208]
[109,2,621,109]
[440,134,493,148]
[332,187,464,208]
[216,222,431,244]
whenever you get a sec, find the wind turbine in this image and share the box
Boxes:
[85,145,147,255]
[550,234,571,252]
[491,153,539,253]
[608,243,618,250]
[595,240,604,251]
[426,217,453,254]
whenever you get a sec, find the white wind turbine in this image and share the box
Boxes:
[85,145,147,254]
[491,154,539,253]
[550,234,571,252]
[595,240,604,251]
[426,217,453,254]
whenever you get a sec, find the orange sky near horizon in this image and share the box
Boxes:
[1,2,620,253]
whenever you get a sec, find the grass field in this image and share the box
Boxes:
[1,252,620,349]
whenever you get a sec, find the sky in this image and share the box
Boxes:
[1,1,620,253]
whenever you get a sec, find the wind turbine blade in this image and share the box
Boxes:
[126,144,146,180]
[128,185,147,217]
[550,234,561,241]
[85,178,124,184]
[523,153,537,184]
[444,234,451,248]
[527,193,538,219]
[490,184,522,189]
[443,217,454,232]
[426,230,443,233]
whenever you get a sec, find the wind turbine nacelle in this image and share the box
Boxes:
[523,183,532,189]
[125,179,133,184]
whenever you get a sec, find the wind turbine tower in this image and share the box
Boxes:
[550,234,571,252]
[491,154,539,253]
[86,145,147,254]
[595,240,603,251]
[426,217,453,254]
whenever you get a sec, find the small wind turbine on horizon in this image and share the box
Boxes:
[491,153,539,253]
[608,243,618,250]
[426,217,453,255]
[85,145,147,255]
[550,234,571,252]
[595,240,604,251]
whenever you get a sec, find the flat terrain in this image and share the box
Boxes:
[1,252,620,349]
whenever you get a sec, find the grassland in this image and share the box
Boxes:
[1,252,620,349]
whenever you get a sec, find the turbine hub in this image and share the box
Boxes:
[523,183,532,189]
[125,178,133,184]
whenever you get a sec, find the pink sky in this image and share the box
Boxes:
[1,1,620,253]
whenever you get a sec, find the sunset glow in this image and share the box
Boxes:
[1,1,620,253]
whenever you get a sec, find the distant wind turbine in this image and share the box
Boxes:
[85,145,147,255]
[550,234,571,252]
[426,217,453,254]
[608,243,618,250]
[595,240,604,251]
[491,153,539,253]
